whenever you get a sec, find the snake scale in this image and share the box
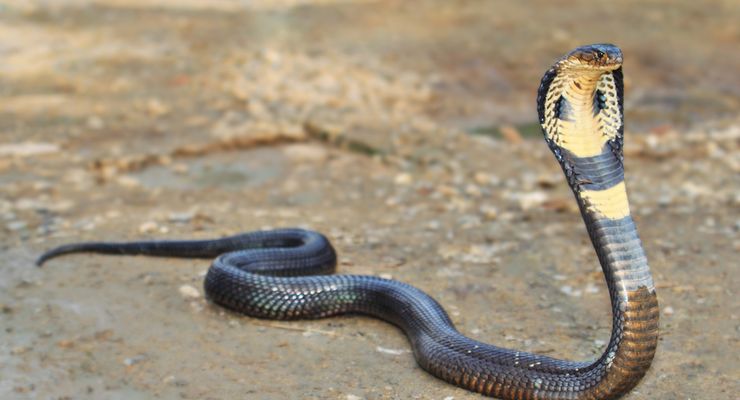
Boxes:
[38,44,658,399]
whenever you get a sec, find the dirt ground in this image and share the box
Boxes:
[1,1,738,399]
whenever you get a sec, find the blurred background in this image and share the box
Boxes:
[1,1,737,399]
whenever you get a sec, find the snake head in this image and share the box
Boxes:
[560,43,623,71]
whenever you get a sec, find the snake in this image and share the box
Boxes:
[37,44,658,399]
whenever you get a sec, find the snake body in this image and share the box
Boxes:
[38,44,658,399]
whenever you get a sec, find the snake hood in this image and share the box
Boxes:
[537,44,626,201]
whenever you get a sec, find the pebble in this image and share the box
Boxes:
[681,182,712,199]
[499,125,523,144]
[116,175,141,188]
[426,220,441,230]
[86,116,105,130]
[464,183,482,197]
[6,220,27,231]
[123,354,148,366]
[439,242,514,264]
[0,142,60,157]
[380,256,405,268]
[145,98,170,117]
[178,284,201,299]
[168,211,195,223]
[585,283,600,294]
[560,285,582,297]
[479,205,498,220]
[394,172,413,185]
[663,306,674,316]
[283,143,328,163]
[508,191,549,210]
[138,221,159,233]
[346,395,363,400]
[536,173,560,188]
[163,375,189,386]
[170,163,189,174]
[473,171,493,185]
[10,346,30,355]
[376,346,409,355]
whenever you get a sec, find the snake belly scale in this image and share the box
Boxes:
[38,44,658,400]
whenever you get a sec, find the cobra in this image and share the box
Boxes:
[38,44,658,399]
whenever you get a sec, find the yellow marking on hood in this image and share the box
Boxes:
[558,75,608,157]
[557,119,609,157]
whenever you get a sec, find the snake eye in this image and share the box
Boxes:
[595,50,605,59]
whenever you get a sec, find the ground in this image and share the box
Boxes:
[1,1,738,399]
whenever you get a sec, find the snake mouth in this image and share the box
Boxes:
[562,43,623,71]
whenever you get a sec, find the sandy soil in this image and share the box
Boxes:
[1,1,738,399]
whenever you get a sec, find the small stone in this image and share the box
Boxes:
[170,163,189,174]
[464,183,481,197]
[346,395,363,400]
[536,174,560,189]
[283,144,328,163]
[380,256,405,268]
[168,212,194,223]
[394,172,413,185]
[86,116,105,130]
[0,142,60,157]
[178,284,201,299]
[10,346,30,355]
[560,285,582,297]
[473,171,491,185]
[6,220,27,231]
[479,205,498,220]
[123,354,148,366]
[681,182,711,198]
[508,191,549,211]
[146,98,170,117]
[663,306,674,316]
[541,198,577,213]
[375,346,408,355]
[138,221,158,233]
[436,185,458,197]
[116,175,140,188]
[499,125,523,144]
[163,375,188,386]
[385,196,401,206]
[426,220,441,230]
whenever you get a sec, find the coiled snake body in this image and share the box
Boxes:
[38,44,658,399]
